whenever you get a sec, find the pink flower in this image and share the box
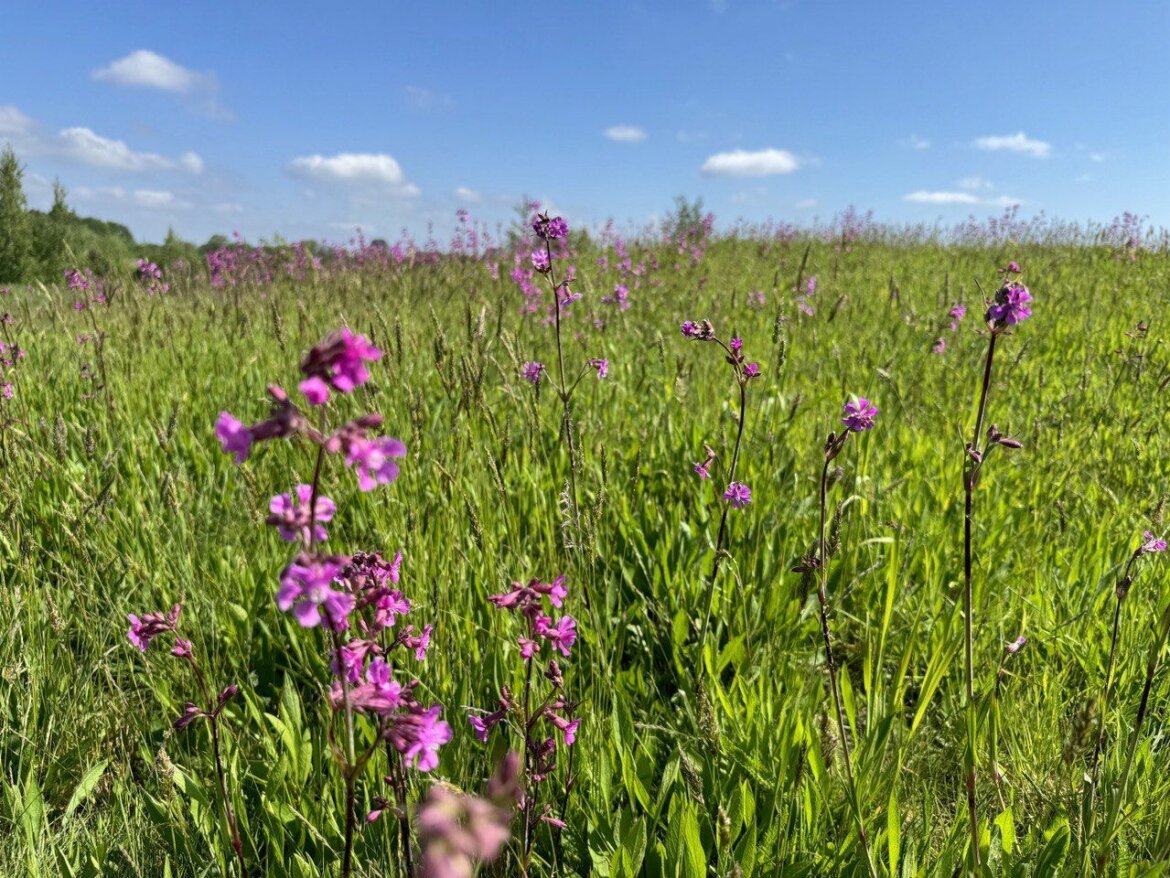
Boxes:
[215,412,252,464]
[267,484,336,543]
[1140,531,1167,555]
[390,705,452,772]
[535,615,577,657]
[298,376,330,406]
[334,657,405,715]
[521,362,544,385]
[723,482,751,509]
[588,358,609,378]
[127,604,181,652]
[275,558,355,630]
[842,397,878,432]
[300,328,382,399]
[346,436,406,491]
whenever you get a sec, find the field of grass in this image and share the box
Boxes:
[2,224,1169,877]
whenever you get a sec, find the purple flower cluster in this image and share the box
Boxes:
[473,575,581,834]
[216,332,404,493]
[723,481,752,509]
[521,361,545,385]
[532,212,569,241]
[268,484,336,545]
[986,281,1033,328]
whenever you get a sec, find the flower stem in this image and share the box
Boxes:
[698,372,747,651]
[816,456,878,878]
[962,330,997,874]
[209,714,247,877]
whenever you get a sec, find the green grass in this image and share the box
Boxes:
[2,236,1169,877]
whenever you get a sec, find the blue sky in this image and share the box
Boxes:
[2,0,1167,243]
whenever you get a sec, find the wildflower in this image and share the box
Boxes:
[986,282,1033,327]
[532,213,569,240]
[730,337,743,354]
[416,752,519,877]
[530,249,550,272]
[693,444,716,480]
[174,703,206,729]
[1006,635,1027,654]
[346,436,406,491]
[932,337,947,355]
[723,481,752,509]
[276,557,355,630]
[267,485,336,543]
[680,319,715,340]
[0,382,11,400]
[127,604,182,652]
[521,361,545,385]
[948,303,967,331]
[299,328,382,403]
[841,397,878,432]
[215,412,252,464]
[171,638,193,658]
[389,705,453,772]
[404,624,434,661]
[535,615,578,657]
[588,358,609,378]
[1140,531,1168,555]
[742,362,760,379]
[334,657,405,715]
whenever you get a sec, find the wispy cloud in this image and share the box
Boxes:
[957,176,992,191]
[403,86,453,111]
[58,127,203,174]
[795,198,817,209]
[287,152,420,196]
[603,125,647,143]
[903,190,980,205]
[974,132,1051,158]
[905,134,932,151]
[0,105,35,137]
[701,148,800,177]
[453,186,482,204]
[92,50,232,119]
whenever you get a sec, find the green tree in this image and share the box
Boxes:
[32,179,73,280]
[0,145,32,283]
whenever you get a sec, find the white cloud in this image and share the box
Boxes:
[604,125,647,143]
[134,189,179,208]
[453,186,482,204]
[906,134,932,151]
[795,198,817,209]
[179,151,204,174]
[701,148,800,177]
[403,86,453,111]
[287,152,420,196]
[92,50,208,93]
[55,128,203,174]
[974,132,1051,158]
[0,105,35,137]
[957,176,992,191]
[212,202,244,214]
[904,190,980,205]
[58,127,175,171]
[1089,152,1106,163]
[987,195,1025,207]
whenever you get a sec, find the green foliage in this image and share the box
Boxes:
[1,234,1169,878]
[0,145,33,283]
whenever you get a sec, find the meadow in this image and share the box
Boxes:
[2,208,1169,878]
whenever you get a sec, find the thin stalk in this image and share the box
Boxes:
[520,654,535,878]
[1080,555,1136,871]
[1096,597,1170,872]
[816,457,879,878]
[698,357,748,650]
[962,331,997,873]
[210,715,247,877]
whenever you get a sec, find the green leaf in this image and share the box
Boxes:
[64,760,109,818]
[887,786,901,876]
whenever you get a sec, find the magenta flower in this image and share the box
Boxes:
[723,482,751,509]
[405,624,434,661]
[842,397,878,432]
[1140,531,1168,554]
[127,604,181,652]
[333,657,405,715]
[532,213,569,240]
[521,361,545,385]
[932,337,947,355]
[276,558,355,630]
[215,412,252,464]
[730,337,743,354]
[267,484,336,543]
[299,328,383,403]
[530,249,550,272]
[693,444,716,480]
[535,615,578,657]
[1,382,12,400]
[948,303,967,331]
[1006,635,1028,654]
[742,362,760,379]
[986,282,1033,327]
[589,358,609,378]
[171,638,193,658]
[346,436,406,491]
[392,705,453,771]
